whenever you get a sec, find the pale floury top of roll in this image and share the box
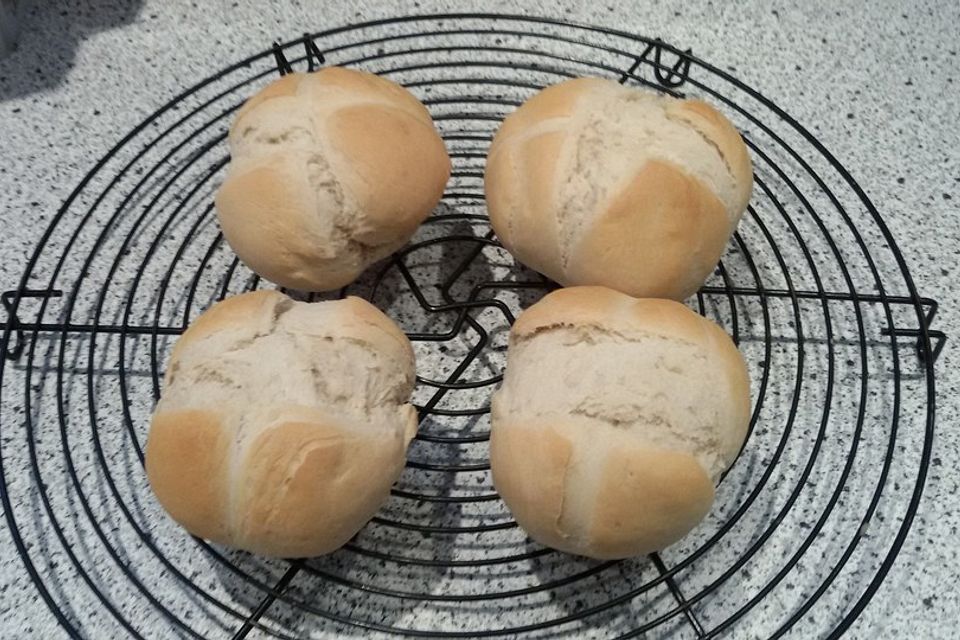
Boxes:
[485,78,753,300]
[216,67,451,292]
[491,287,751,559]
[145,291,418,558]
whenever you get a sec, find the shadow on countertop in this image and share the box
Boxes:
[0,0,144,100]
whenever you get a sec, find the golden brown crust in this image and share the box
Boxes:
[489,77,597,150]
[490,415,716,559]
[704,317,753,458]
[233,73,305,126]
[666,99,754,213]
[627,296,712,338]
[484,77,753,301]
[327,104,451,245]
[486,79,589,260]
[510,286,624,338]
[237,418,406,558]
[145,409,232,544]
[333,296,416,364]
[147,291,418,558]
[487,131,569,278]
[217,67,449,292]
[484,133,521,251]
[510,286,736,352]
[214,155,365,291]
[588,445,714,559]
[510,131,567,279]
[565,160,730,300]
[174,291,413,369]
[494,286,750,559]
[234,69,434,132]
[170,290,285,365]
[490,417,574,553]
[312,66,434,126]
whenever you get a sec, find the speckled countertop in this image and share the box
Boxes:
[1,1,958,638]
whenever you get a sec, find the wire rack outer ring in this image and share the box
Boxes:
[0,13,941,640]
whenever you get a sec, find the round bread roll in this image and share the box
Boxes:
[215,67,451,291]
[485,78,753,301]
[491,286,750,559]
[145,290,418,557]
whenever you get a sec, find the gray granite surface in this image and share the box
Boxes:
[0,0,957,638]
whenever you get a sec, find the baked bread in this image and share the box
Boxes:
[216,67,451,291]
[490,287,750,559]
[484,78,753,300]
[145,290,418,557]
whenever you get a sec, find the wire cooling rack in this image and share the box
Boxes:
[0,13,944,640]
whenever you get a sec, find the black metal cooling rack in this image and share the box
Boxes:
[0,13,944,640]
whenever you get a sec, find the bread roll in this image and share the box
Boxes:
[484,78,753,300]
[145,290,418,557]
[491,287,750,559]
[216,67,451,291]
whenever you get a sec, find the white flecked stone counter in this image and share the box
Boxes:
[0,1,957,638]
